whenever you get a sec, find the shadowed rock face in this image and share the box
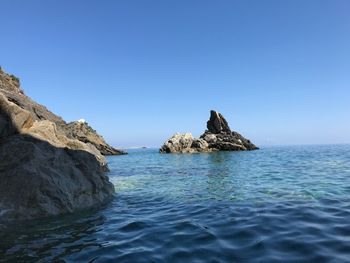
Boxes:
[160,110,258,153]
[0,68,115,221]
[0,134,114,220]
[207,110,231,134]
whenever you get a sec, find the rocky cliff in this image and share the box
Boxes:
[160,110,258,153]
[65,121,126,155]
[0,68,116,220]
[0,68,124,156]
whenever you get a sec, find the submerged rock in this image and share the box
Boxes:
[160,110,258,153]
[0,68,115,221]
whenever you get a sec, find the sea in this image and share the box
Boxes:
[1,145,350,262]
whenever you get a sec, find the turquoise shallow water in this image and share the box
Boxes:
[1,145,350,262]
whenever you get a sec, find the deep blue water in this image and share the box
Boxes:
[1,145,350,262]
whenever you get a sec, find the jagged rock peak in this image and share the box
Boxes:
[207,110,231,134]
[160,110,258,153]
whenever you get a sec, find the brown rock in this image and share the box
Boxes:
[0,68,115,221]
[0,67,123,156]
[65,121,126,155]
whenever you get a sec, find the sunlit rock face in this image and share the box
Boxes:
[65,121,126,155]
[160,110,258,153]
[159,133,211,153]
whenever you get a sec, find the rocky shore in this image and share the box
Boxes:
[0,68,123,220]
[160,110,258,153]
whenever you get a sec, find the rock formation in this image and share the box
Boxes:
[65,121,126,155]
[159,133,210,153]
[160,110,258,153]
[201,110,258,151]
[0,68,115,220]
[206,110,231,134]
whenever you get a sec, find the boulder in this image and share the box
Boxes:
[160,110,258,153]
[159,133,211,153]
[0,68,115,221]
[0,135,113,220]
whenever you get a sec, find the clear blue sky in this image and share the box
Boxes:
[1,0,349,147]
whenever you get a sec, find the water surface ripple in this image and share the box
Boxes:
[1,145,350,262]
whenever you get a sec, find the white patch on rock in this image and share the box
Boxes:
[77,119,86,123]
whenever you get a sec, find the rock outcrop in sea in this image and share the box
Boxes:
[160,110,258,153]
[159,133,210,153]
[0,68,118,220]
